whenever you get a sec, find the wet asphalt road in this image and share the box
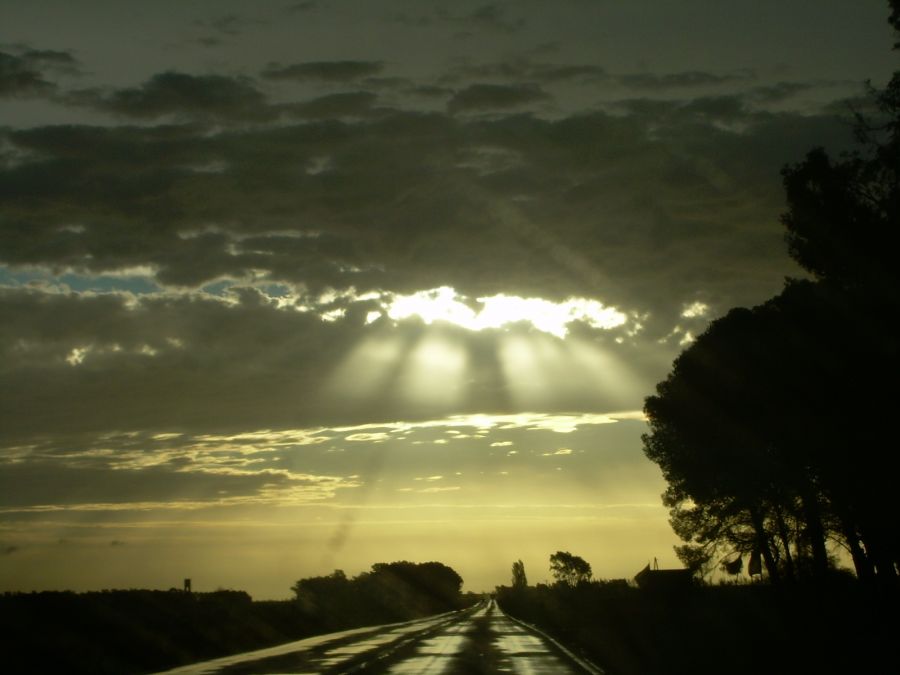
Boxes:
[157,599,602,674]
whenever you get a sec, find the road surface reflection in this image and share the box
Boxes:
[156,599,602,674]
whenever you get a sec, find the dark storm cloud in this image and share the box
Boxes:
[285,1,318,13]
[0,287,350,436]
[407,84,455,98]
[613,95,748,125]
[0,48,79,97]
[447,83,551,112]
[70,71,271,121]
[198,13,266,37]
[617,70,749,90]
[262,60,385,82]
[394,3,525,34]
[191,13,268,47]
[442,59,606,84]
[285,91,379,118]
[453,3,525,34]
[0,92,849,322]
[747,81,814,103]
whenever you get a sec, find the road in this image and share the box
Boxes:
[156,599,603,674]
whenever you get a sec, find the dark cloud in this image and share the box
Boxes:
[362,77,413,90]
[394,3,525,34]
[262,60,384,82]
[205,14,263,37]
[18,49,80,74]
[408,84,454,98]
[192,13,267,46]
[455,3,525,34]
[285,91,378,118]
[0,93,846,323]
[612,95,749,125]
[285,1,318,12]
[617,70,749,90]
[448,83,551,112]
[69,71,270,121]
[0,48,79,97]
[443,60,606,84]
[748,81,814,103]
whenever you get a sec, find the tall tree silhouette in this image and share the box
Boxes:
[511,559,528,588]
[777,2,900,580]
[643,1,900,584]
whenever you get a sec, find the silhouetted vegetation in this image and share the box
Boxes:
[642,2,900,585]
[497,579,898,675]
[0,561,469,674]
[510,559,528,588]
[291,561,467,630]
[548,550,592,586]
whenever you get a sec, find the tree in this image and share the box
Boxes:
[776,2,900,580]
[643,283,877,582]
[644,2,900,585]
[549,551,592,586]
[644,268,900,583]
[781,3,899,300]
[511,559,528,588]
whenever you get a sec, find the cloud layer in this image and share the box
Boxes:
[1,0,894,594]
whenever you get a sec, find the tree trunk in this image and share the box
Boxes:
[861,527,899,582]
[841,522,874,583]
[774,508,796,582]
[749,506,780,585]
[798,490,829,578]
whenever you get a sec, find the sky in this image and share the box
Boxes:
[1,0,896,598]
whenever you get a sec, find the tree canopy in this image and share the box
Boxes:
[549,551,592,586]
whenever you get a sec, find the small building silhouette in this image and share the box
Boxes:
[183,578,192,593]
[634,560,693,591]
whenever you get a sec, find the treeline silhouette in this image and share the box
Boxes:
[0,561,470,675]
[291,561,467,628]
[642,1,900,585]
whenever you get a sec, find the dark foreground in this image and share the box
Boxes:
[498,580,900,675]
[0,588,469,674]
[3,581,897,674]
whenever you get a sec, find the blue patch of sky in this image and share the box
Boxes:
[257,283,292,297]
[2,267,296,301]
[0,266,161,294]
[200,279,236,296]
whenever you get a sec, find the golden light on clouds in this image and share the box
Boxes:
[385,286,626,338]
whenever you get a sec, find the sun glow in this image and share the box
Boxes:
[397,334,468,408]
[385,287,625,338]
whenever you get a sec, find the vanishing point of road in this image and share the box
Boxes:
[157,599,604,674]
